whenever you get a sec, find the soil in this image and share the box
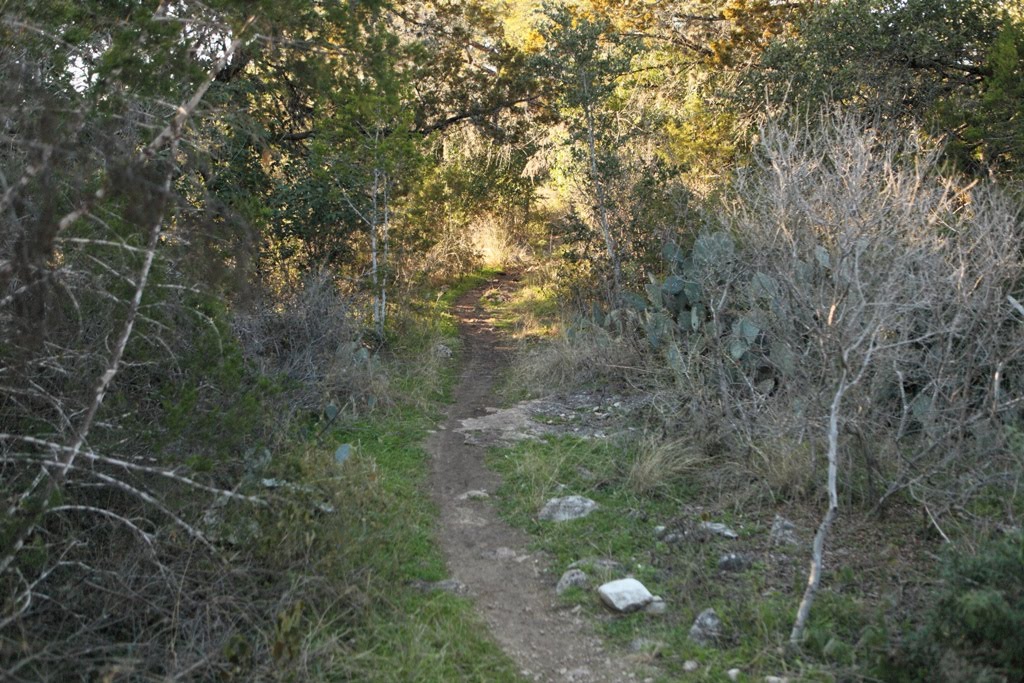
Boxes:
[425,277,646,683]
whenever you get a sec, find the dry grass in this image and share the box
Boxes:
[626,435,708,496]
[233,270,391,417]
[512,322,652,395]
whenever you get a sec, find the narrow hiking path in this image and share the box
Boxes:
[425,276,642,683]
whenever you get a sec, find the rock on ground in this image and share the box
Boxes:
[556,569,589,595]
[718,552,752,572]
[699,521,739,539]
[770,515,800,546]
[643,597,667,615]
[568,557,622,574]
[456,489,490,501]
[598,578,654,613]
[688,608,723,645]
[538,495,598,522]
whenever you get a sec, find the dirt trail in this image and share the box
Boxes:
[425,277,641,683]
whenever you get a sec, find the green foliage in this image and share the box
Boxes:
[747,0,1022,176]
[892,532,1024,681]
[940,15,1024,174]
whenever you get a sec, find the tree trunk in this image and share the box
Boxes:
[582,76,621,302]
[790,370,845,646]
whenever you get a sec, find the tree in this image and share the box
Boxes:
[745,0,1024,176]
[534,3,640,302]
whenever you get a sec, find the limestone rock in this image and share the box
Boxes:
[718,552,752,572]
[770,515,799,546]
[538,495,598,522]
[644,596,667,615]
[727,669,741,681]
[597,578,654,613]
[556,569,589,595]
[683,660,700,673]
[456,489,490,501]
[568,557,623,575]
[700,521,739,539]
[689,607,723,645]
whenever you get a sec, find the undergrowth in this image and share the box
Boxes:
[484,246,1023,682]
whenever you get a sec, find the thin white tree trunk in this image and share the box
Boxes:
[370,166,382,338]
[790,369,845,645]
[581,73,620,299]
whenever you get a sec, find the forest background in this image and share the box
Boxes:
[1,0,1022,680]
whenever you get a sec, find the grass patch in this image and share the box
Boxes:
[219,268,524,681]
[485,433,893,682]
[275,410,521,682]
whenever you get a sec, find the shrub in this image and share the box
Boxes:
[608,111,1024,519]
[893,532,1024,682]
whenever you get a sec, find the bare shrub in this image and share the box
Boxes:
[727,113,1024,522]
[0,26,350,681]
[233,270,390,416]
[626,434,707,496]
[512,318,655,395]
[635,110,1024,641]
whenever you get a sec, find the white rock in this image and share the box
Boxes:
[718,552,751,572]
[727,669,741,681]
[556,569,589,595]
[569,557,623,575]
[689,607,723,645]
[683,660,700,673]
[538,495,598,522]
[770,515,799,546]
[456,489,489,501]
[764,677,789,683]
[644,596,667,615]
[700,521,739,539]
[597,578,654,613]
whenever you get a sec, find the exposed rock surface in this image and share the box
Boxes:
[556,569,589,595]
[568,557,623,575]
[455,391,650,446]
[770,515,800,546]
[689,608,723,646]
[718,552,752,572]
[700,521,739,539]
[538,495,598,522]
[456,489,490,501]
[598,578,655,613]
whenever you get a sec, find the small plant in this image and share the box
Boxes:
[892,532,1024,682]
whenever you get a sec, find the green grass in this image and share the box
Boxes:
[238,268,524,681]
[484,434,888,682]
[479,273,561,340]
[471,270,928,682]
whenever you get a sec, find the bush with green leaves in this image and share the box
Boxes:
[893,532,1024,682]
